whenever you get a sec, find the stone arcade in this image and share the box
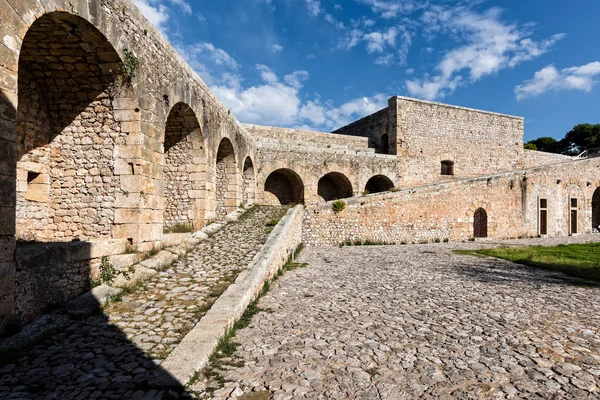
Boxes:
[0,0,599,330]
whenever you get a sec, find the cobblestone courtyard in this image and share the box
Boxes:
[219,238,600,399]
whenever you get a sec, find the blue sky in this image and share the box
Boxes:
[132,0,600,142]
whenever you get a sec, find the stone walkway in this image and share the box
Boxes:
[215,237,600,399]
[0,206,288,400]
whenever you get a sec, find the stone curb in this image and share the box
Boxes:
[158,205,304,385]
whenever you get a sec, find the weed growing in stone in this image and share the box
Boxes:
[266,218,279,227]
[332,199,346,213]
[99,256,116,285]
[164,223,193,234]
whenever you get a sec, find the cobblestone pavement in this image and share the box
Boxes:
[0,206,288,400]
[217,236,600,399]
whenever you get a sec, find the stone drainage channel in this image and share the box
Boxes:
[0,205,290,400]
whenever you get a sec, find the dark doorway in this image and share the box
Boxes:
[365,175,394,194]
[539,198,548,235]
[318,172,353,201]
[264,169,304,205]
[379,134,389,154]
[593,188,600,232]
[473,208,488,238]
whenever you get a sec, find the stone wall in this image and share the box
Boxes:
[522,149,573,168]
[332,107,395,154]
[0,0,258,329]
[251,125,400,204]
[245,124,368,149]
[396,97,525,186]
[303,158,600,246]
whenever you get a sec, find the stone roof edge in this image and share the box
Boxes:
[394,96,524,120]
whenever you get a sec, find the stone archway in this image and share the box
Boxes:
[365,175,394,194]
[243,157,256,207]
[318,172,353,201]
[593,187,600,232]
[163,102,205,231]
[16,12,141,242]
[215,138,237,219]
[14,11,142,322]
[264,169,304,205]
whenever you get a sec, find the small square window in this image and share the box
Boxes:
[441,161,454,176]
[27,171,40,184]
[539,198,547,209]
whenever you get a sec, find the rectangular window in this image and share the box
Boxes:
[570,198,578,234]
[538,197,548,236]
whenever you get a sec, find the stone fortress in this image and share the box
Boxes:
[0,0,599,333]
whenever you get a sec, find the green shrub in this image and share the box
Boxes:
[332,199,346,213]
[266,218,279,227]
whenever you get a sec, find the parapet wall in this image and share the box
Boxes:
[303,158,600,246]
[522,149,573,168]
[245,124,369,149]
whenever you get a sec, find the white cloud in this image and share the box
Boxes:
[206,63,387,130]
[375,54,394,66]
[272,44,284,52]
[132,0,192,32]
[355,0,420,19]
[363,27,398,53]
[305,0,321,16]
[406,6,565,100]
[176,42,239,86]
[132,0,169,32]
[515,62,600,99]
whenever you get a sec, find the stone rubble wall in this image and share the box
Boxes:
[396,97,525,186]
[522,149,574,168]
[245,124,369,150]
[332,107,394,154]
[303,158,600,246]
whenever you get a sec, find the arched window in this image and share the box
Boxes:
[593,188,600,232]
[441,160,454,176]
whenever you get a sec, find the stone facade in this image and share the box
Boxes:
[303,158,600,246]
[0,0,597,331]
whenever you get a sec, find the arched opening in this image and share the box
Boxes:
[379,134,389,154]
[473,208,488,238]
[365,175,394,194]
[593,188,600,232]
[264,169,304,205]
[318,172,353,201]
[441,160,454,176]
[215,138,237,219]
[163,103,204,231]
[15,12,141,321]
[243,157,256,207]
[16,12,139,242]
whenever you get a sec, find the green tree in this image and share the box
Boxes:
[524,143,537,150]
[561,123,600,155]
[525,136,559,153]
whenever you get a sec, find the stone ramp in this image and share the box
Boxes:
[0,206,288,400]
